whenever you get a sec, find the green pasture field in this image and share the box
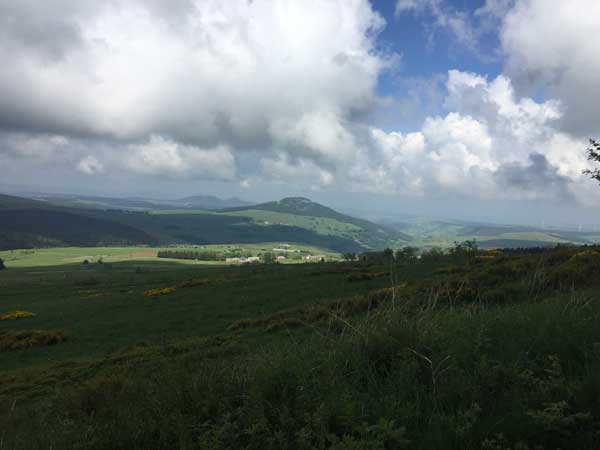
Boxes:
[3,246,600,449]
[0,258,391,371]
[0,243,339,268]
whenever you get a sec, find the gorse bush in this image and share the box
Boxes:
[419,246,600,305]
[0,330,66,352]
[347,271,388,282]
[0,310,36,321]
[143,286,177,297]
[547,249,600,289]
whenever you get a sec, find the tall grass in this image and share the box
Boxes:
[3,288,600,450]
[3,247,600,449]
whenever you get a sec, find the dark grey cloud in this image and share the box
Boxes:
[0,1,90,62]
[495,153,574,200]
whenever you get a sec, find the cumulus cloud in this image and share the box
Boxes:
[362,69,593,203]
[498,0,600,136]
[0,132,70,160]
[494,153,573,200]
[0,0,597,210]
[77,155,103,175]
[126,136,235,180]
[0,0,387,176]
[260,153,335,189]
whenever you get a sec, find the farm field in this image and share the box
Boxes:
[0,243,339,268]
[0,258,388,371]
[387,218,600,248]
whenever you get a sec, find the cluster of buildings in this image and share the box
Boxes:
[225,256,261,265]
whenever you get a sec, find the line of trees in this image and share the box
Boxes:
[157,250,224,261]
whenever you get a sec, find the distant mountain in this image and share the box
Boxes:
[0,194,156,250]
[0,193,52,210]
[177,195,251,210]
[24,192,252,212]
[4,192,599,252]
[27,193,174,211]
[383,217,600,248]
[222,197,411,249]
[0,194,365,252]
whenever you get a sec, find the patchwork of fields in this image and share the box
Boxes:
[0,243,339,268]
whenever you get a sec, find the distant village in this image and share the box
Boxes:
[157,243,329,265]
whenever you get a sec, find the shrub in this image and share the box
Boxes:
[143,287,177,297]
[0,330,66,352]
[76,277,100,287]
[265,318,304,332]
[0,310,36,321]
[548,250,600,289]
[179,277,213,288]
[347,271,388,282]
[0,257,5,270]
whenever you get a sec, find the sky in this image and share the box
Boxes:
[1,0,600,226]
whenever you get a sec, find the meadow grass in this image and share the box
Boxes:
[0,259,389,370]
[1,246,600,449]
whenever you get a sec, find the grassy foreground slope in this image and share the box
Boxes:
[2,246,600,449]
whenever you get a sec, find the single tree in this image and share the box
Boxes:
[0,258,5,270]
[343,252,356,261]
[583,139,600,182]
[395,246,418,263]
[383,248,394,261]
[262,252,276,264]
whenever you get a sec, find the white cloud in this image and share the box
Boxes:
[362,70,594,203]
[269,111,358,164]
[499,0,600,135]
[1,0,598,210]
[0,132,70,160]
[127,135,235,180]
[0,0,388,170]
[77,155,103,175]
[260,153,335,189]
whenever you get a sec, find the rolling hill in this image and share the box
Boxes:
[4,192,600,252]
[385,217,600,248]
[28,193,252,211]
[221,197,411,249]
[0,194,397,252]
[0,195,156,250]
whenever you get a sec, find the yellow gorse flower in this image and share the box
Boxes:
[0,310,36,321]
[143,287,177,298]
